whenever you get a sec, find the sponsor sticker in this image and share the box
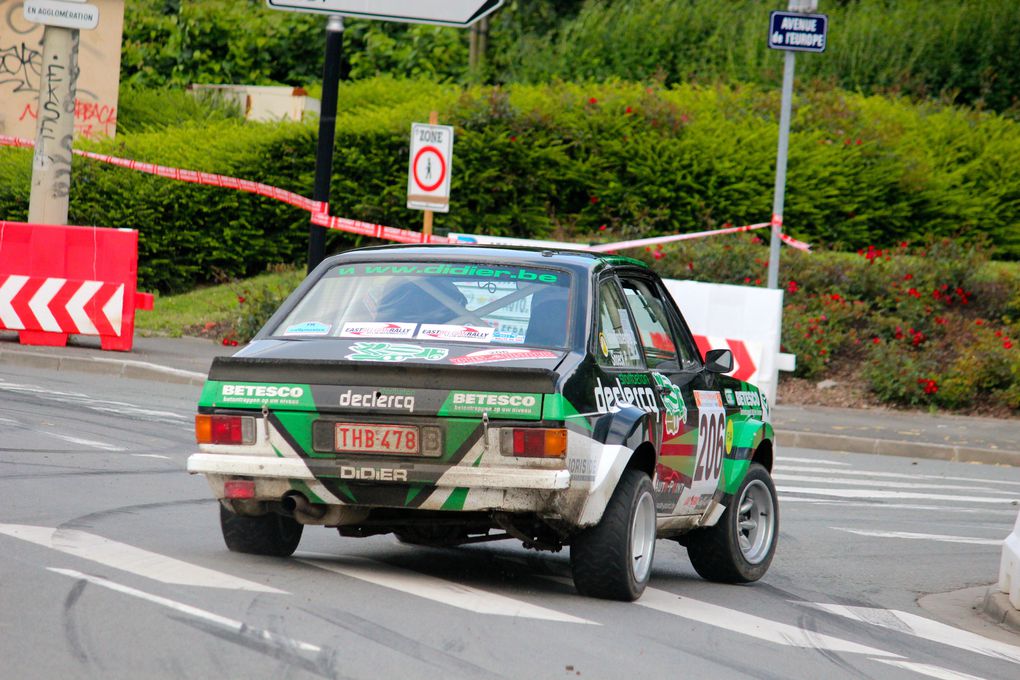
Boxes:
[284,321,331,336]
[203,381,313,408]
[724,388,736,406]
[440,391,542,419]
[340,322,417,339]
[450,348,558,365]
[652,372,687,435]
[599,333,609,356]
[734,389,764,414]
[593,376,658,416]
[345,342,448,362]
[334,263,562,283]
[338,389,416,412]
[693,391,724,408]
[417,324,495,343]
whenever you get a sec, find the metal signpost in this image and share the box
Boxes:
[24,0,100,226]
[765,1,827,290]
[265,1,504,271]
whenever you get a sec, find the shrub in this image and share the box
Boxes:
[3,78,1020,294]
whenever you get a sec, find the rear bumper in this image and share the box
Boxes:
[186,453,571,490]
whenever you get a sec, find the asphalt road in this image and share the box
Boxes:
[2,364,1019,680]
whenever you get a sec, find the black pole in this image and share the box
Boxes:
[308,15,344,273]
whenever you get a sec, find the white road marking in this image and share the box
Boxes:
[775,474,990,492]
[300,555,596,625]
[776,486,1019,504]
[776,456,850,466]
[131,454,172,460]
[780,497,1020,516]
[0,380,189,422]
[0,524,284,593]
[870,658,991,680]
[832,528,1003,546]
[777,465,1020,488]
[635,587,901,658]
[801,602,1020,665]
[48,568,319,653]
[47,433,126,452]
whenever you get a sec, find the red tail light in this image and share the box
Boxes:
[501,428,567,458]
[195,415,256,444]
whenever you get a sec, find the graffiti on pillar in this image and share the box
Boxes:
[0,0,124,139]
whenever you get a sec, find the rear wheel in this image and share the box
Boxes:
[220,503,303,557]
[570,469,657,601]
[686,463,778,583]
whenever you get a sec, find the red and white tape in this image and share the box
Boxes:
[1,134,810,252]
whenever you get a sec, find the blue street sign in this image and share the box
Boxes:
[768,11,828,53]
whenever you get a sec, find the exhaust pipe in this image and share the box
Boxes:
[282,492,326,521]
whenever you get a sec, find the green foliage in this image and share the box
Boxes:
[117,87,242,134]
[122,0,325,87]
[508,0,1020,116]
[653,236,1020,411]
[3,78,1020,294]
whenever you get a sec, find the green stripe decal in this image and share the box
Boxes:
[441,487,469,511]
[405,484,425,505]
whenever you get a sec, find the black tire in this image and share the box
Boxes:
[686,462,778,583]
[219,503,303,557]
[570,469,657,601]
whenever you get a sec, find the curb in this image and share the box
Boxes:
[0,348,207,386]
[776,430,1020,467]
[980,588,1020,634]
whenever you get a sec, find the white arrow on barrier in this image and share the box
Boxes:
[0,275,28,329]
[103,284,124,335]
[67,280,103,334]
[28,277,65,332]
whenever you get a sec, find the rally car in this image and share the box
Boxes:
[188,245,778,601]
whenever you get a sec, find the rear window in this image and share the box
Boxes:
[271,261,573,348]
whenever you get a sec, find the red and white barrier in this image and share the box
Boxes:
[0,221,153,351]
[693,335,762,384]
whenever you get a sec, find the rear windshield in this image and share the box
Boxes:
[271,261,573,348]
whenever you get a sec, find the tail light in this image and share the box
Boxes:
[195,414,256,445]
[500,428,567,458]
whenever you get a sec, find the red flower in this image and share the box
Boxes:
[787,280,799,293]
[1006,340,1014,350]
[975,319,984,326]
[599,224,607,231]
[995,330,1003,337]
[755,279,761,285]
[830,293,842,302]
[590,196,599,204]
[935,316,947,325]
[653,250,664,260]
[744,277,752,284]
[237,296,246,304]
[900,241,909,248]
[588,97,598,105]
[918,378,938,395]
[687,262,694,271]
[872,337,881,344]
[625,106,633,114]
[907,288,921,298]
[221,338,230,346]
[509,135,517,142]
[903,273,913,280]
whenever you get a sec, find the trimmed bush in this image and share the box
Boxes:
[2,78,1020,293]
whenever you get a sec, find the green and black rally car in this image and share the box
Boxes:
[188,245,778,601]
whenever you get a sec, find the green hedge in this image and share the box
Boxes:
[2,78,1019,292]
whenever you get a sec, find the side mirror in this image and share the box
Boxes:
[704,348,734,374]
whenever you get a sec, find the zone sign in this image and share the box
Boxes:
[407,123,454,213]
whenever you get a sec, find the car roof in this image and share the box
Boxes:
[323,244,649,275]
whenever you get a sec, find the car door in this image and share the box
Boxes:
[617,272,726,517]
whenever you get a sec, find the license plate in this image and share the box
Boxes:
[334,423,419,455]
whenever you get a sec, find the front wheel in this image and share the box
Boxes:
[220,503,303,557]
[686,462,778,583]
[570,469,657,601]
